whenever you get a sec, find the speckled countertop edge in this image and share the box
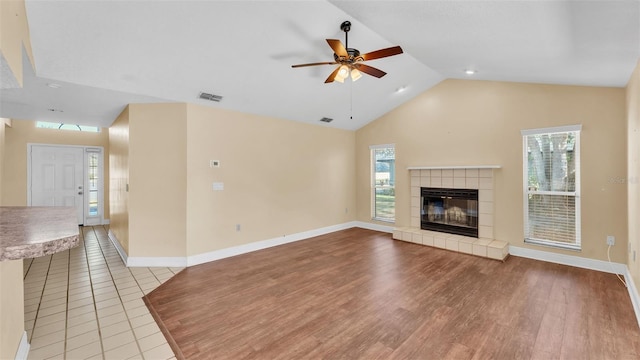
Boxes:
[0,207,80,261]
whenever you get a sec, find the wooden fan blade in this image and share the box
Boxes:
[324,66,341,83]
[360,46,403,61]
[326,39,348,57]
[356,64,387,78]
[291,62,338,68]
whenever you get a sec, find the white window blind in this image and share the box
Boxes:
[522,125,581,250]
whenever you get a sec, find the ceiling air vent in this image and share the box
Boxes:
[199,92,223,102]
[319,117,333,123]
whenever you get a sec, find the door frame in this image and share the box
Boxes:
[27,143,105,226]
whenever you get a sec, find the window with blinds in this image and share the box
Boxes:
[522,125,581,250]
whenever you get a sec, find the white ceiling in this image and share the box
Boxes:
[1,0,638,131]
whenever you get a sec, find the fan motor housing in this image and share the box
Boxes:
[334,48,361,63]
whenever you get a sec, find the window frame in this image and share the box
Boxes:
[370,144,396,223]
[522,125,582,250]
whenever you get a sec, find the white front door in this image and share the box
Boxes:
[30,145,85,224]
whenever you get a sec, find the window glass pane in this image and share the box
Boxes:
[372,146,395,221]
[88,153,99,217]
[526,133,576,192]
[374,188,395,221]
[374,148,395,186]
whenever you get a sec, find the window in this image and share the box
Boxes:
[522,125,581,250]
[36,121,100,132]
[371,144,395,222]
[87,152,99,216]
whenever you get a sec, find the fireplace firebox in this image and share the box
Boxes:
[421,187,479,238]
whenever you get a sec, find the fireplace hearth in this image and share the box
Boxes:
[421,187,479,237]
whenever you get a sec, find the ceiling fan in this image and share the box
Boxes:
[291,21,403,83]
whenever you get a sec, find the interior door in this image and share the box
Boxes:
[30,145,85,225]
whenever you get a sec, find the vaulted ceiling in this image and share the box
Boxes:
[1,1,638,130]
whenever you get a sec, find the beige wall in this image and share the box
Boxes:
[0,0,34,86]
[2,120,110,218]
[0,119,25,360]
[356,79,628,263]
[109,108,130,253]
[0,119,8,203]
[185,104,356,256]
[110,102,356,258]
[0,1,30,356]
[127,103,188,258]
[628,60,640,288]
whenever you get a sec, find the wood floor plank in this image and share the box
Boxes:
[143,228,640,359]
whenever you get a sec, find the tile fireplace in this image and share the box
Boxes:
[393,166,509,261]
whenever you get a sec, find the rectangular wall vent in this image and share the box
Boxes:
[199,92,223,102]
[319,117,333,123]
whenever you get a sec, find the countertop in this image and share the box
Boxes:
[0,206,80,261]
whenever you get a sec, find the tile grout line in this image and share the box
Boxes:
[27,253,54,344]
[23,257,34,280]
[63,239,72,360]
[91,225,147,360]
[80,226,107,360]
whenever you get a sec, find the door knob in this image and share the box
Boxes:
[78,191,83,195]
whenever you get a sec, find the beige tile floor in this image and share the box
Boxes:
[23,226,183,360]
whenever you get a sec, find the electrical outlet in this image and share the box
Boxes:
[606,235,615,246]
[236,224,241,232]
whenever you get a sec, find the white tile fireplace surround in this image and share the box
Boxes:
[393,166,509,261]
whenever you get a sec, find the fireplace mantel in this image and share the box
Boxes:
[407,165,501,170]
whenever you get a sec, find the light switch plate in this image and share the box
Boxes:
[212,182,224,191]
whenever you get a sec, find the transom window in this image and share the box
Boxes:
[36,121,100,132]
[371,144,395,222]
[522,125,581,250]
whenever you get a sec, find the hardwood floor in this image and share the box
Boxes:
[143,228,640,359]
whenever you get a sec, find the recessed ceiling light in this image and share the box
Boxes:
[395,86,407,93]
[464,69,477,76]
[46,83,62,89]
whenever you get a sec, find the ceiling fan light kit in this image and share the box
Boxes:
[292,21,403,84]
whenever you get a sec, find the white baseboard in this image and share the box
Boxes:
[107,221,392,268]
[510,246,640,329]
[102,219,110,225]
[14,331,29,360]
[353,221,394,233]
[625,267,640,329]
[187,221,358,266]
[127,256,188,268]
[509,245,627,274]
[107,229,128,266]
[107,229,186,267]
